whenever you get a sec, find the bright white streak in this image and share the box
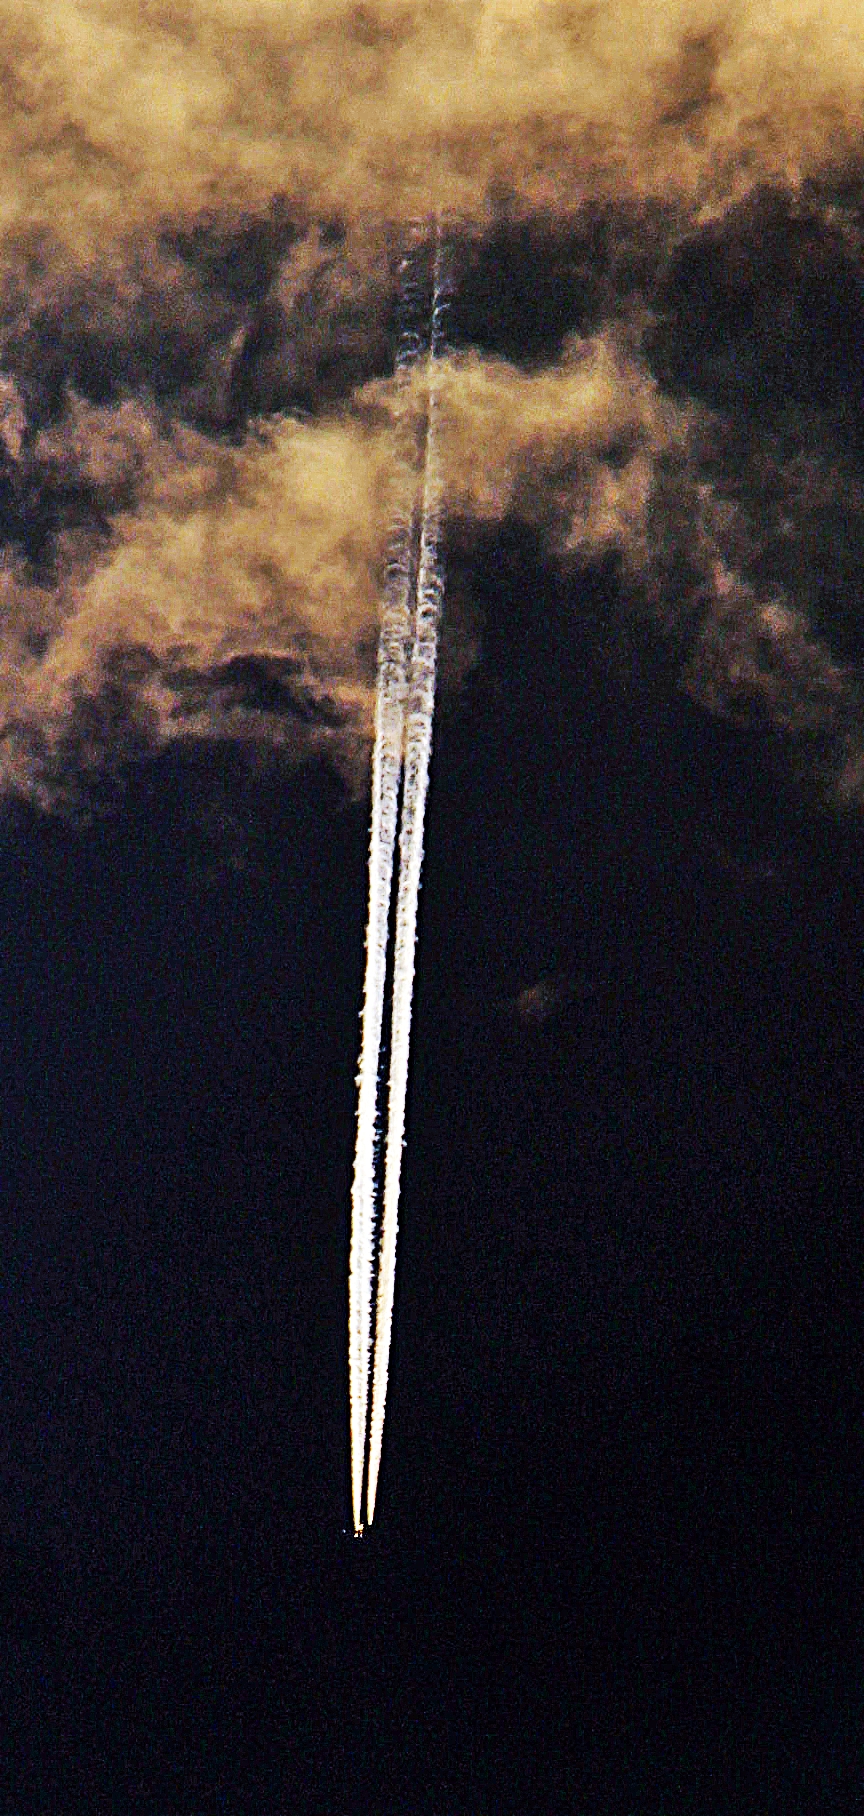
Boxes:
[348,564,408,1535]
[366,224,447,1525]
[348,235,428,1535]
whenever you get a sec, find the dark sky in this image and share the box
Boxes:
[2,13,864,1798]
[3,498,864,1810]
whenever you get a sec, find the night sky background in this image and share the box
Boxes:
[2,4,864,1810]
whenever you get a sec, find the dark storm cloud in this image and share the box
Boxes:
[1,1,864,805]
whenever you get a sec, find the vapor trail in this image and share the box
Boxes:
[348,541,409,1535]
[348,231,430,1534]
[365,223,447,1526]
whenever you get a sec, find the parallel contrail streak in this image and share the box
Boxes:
[366,223,446,1526]
[348,559,408,1535]
[348,231,431,1534]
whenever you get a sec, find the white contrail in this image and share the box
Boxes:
[348,539,409,1535]
[348,230,431,1534]
[366,224,447,1525]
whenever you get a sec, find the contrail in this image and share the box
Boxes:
[366,224,447,1526]
[348,227,439,1535]
[347,522,410,1535]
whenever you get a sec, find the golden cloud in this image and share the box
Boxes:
[0,0,862,257]
[0,1,862,807]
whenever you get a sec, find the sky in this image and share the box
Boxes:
[2,3,864,1810]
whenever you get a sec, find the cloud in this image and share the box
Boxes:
[1,1,863,256]
[2,306,864,809]
[0,2,864,807]
[0,336,668,795]
[0,399,403,802]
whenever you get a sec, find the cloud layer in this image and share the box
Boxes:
[3,0,864,252]
[1,2,864,807]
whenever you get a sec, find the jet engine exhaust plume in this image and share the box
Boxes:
[365,225,447,1527]
[347,527,409,1536]
[348,223,446,1535]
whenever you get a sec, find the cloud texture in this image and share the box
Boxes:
[4,0,864,249]
[1,0,864,806]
